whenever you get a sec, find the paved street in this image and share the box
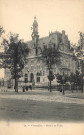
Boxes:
[0,88,84,122]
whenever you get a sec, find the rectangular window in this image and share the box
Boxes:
[37,77,40,83]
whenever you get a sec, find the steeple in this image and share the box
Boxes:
[32,17,38,37]
[31,17,39,55]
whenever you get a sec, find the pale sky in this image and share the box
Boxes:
[0,0,84,78]
[0,0,84,44]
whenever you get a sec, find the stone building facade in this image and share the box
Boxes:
[19,17,78,86]
[4,17,78,87]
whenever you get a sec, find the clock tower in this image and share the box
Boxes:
[31,17,39,55]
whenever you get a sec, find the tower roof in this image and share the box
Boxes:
[33,17,38,25]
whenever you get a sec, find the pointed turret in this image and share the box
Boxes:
[32,17,39,36]
[31,17,39,55]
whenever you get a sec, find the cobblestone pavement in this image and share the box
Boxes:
[0,88,84,105]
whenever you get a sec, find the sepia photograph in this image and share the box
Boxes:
[0,0,84,134]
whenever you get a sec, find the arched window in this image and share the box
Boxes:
[37,72,41,76]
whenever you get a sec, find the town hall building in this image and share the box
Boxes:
[5,17,78,87]
[21,17,77,85]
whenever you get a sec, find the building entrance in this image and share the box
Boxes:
[30,73,34,82]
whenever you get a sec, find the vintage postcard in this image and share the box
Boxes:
[0,0,84,135]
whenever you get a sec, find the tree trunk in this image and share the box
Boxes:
[77,85,78,92]
[50,80,52,92]
[49,68,52,92]
[62,84,65,95]
[15,76,18,92]
[83,84,84,92]
[71,84,73,93]
[81,84,83,93]
[81,76,83,93]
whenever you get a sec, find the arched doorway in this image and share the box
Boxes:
[30,73,34,82]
